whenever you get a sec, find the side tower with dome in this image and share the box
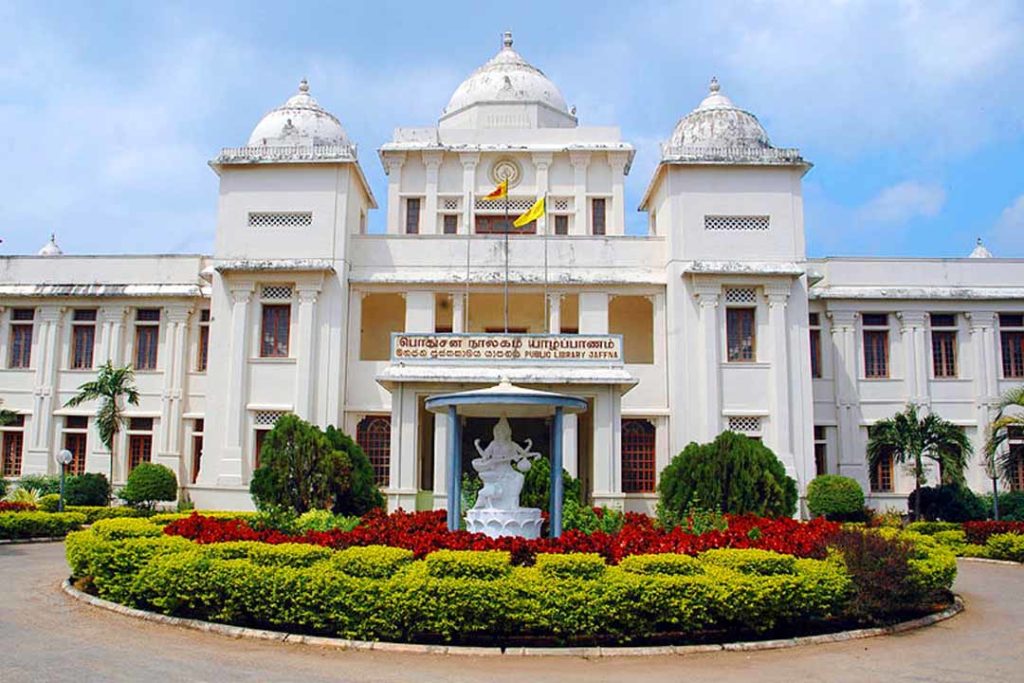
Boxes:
[641,78,816,486]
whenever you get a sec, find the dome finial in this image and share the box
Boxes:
[977,237,984,246]
[709,76,720,94]
[298,78,309,94]
[502,31,513,49]
[969,237,994,259]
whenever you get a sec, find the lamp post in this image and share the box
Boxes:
[55,449,73,512]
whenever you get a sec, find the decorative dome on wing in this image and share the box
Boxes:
[969,237,993,259]
[441,32,576,128]
[247,79,350,147]
[669,77,771,150]
[37,233,62,257]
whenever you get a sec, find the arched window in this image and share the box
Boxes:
[621,419,656,493]
[357,416,392,487]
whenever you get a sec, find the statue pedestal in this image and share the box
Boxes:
[466,507,543,539]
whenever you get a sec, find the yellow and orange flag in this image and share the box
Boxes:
[483,179,508,201]
[513,196,545,228]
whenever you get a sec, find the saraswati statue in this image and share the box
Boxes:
[466,416,544,539]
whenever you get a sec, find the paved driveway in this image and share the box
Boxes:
[1,542,1020,683]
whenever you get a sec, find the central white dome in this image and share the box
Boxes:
[247,79,350,147]
[442,32,573,122]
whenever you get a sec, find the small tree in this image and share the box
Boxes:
[65,473,111,506]
[119,463,177,510]
[249,414,353,514]
[806,475,865,520]
[324,426,384,514]
[657,431,798,522]
[64,362,140,489]
[868,404,972,521]
[985,386,1024,495]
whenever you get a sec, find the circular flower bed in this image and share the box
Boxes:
[65,512,958,647]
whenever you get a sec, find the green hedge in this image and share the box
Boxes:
[332,545,414,579]
[534,553,606,580]
[699,548,797,575]
[0,511,86,539]
[618,553,703,576]
[70,506,149,524]
[424,550,511,580]
[984,533,1024,562]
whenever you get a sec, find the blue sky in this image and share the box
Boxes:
[1,0,1022,258]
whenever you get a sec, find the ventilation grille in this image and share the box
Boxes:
[725,288,757,304]
[474,197,538,212]
[254,411,286,427]
[728,416,761,434]
[441,198,460,211]
[551,197,570,212]
[705,215,770,231]
[248,212,313,228]
[260,285,293,301]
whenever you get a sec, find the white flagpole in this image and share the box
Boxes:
[543,192,550,333]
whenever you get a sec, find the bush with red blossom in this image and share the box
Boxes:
[0,501,37,512]
[164,509,841,565]
[962,520,1024,544]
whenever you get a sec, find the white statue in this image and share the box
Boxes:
[471,417,539,510]
[465,416,544,539]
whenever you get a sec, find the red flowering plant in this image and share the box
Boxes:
[164,509,841,566]
[962,520,1024,544]
[0,501,38,512]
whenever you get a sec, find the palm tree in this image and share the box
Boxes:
[985,385,1024,501]
[64,361,140,492]
[867,404,973,521]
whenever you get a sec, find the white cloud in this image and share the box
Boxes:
[990,194,1024,253]
[858,181,946,224]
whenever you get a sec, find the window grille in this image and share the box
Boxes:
[728,416,761,434]
[357,416,391,487]
[704,215,770,231]
[621,419,656,493]
[551,197,570,212]
[474,197,538,212]
[260,285,293,301]
[254,411,286,427]
[11,308,34,321]
[248,212,312,228]
[725,288,757,304]
[442,197,460,211]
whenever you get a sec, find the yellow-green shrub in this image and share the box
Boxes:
[699,548,797,575]
[90,517,164,540]
[619,553,704,576]
[0,511,86,539]
[425,549,511,580]
[932,529,968,554]
[332,545,414,579]
[984,533,1024,562]
[68,506,147,523]
[534,553,605,580]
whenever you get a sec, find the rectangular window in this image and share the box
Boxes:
[726,308,756,362]
[870,452,894,492]
[405,198,421,234]
[70,311,96,369]
[134,309,160,370]
[474,215,536,234]
[1000,314,1024,379]
[621,419,656,493]
[591,198,606,235]
[809,312,822,378]
[191,419,204,484]
[128,434,152,473]
[930,314,957,379]
[814,426,827,477]
[862,314,889,378]
[9,324,33,369]
[1010,427,1024,491]
[443,214,458,234]
[63,429,87,476]
[197,309,210,372]
[254,429,268,469]
[2,425,24,478]
[554,214,568,235]
[357,416,391,487]
[260,304,291,357]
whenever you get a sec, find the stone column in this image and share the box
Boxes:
[218,284,253,487]
[569,151,589,235]
[294,284,321,419]
[404,291,435,333]
[432,411,448,510]
[155,306,190,478]
[97,306,128,365]
[532,153,552,235]
[608,152,629,236]
[766,284,796,477]
[694,283,721,441]
[898,311,928,407]
[562,412,578,478]
[0,307,8,369]
[423,151,443,235]
[26,306,65,475]
[547,292,561,334]
[445,405,461,531]
[829,310,868,487]
[460,153,479,236]
[968,312,999,475]
[578,292,608,334]
[451,292,465,333]
[590,386,624,510]
[383,153,406,234]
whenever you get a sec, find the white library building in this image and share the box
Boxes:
[2,33,1022,513]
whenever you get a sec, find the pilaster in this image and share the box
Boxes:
[547,292,561,334]
[451,292,466,333]
[898,311,928,406]
[218,283,253,486]
[569,151,589,235]
[294,283,322,419]
[765,284,795,477]
[532,153,552,235]
[460,153,479,236]
[828,310,867,487]
[155,306,191,479]
[383,153,406,235]
[608,152,630,236]
[26,306,65,475]
[422,151,443,235]
[694,282,721,441]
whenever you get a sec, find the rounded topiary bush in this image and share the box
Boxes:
[908,484,986,522]
[657,431,797,523]
[119,463,178,509]
[806,475,865,520]
[65,472,111,506]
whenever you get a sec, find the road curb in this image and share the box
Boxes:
[62,579,965,657]
[0,537,68,545]
[959,556,1022,567]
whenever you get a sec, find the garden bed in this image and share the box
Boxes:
[64,513,959,647]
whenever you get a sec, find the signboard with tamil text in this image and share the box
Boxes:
[391,333,624,365]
